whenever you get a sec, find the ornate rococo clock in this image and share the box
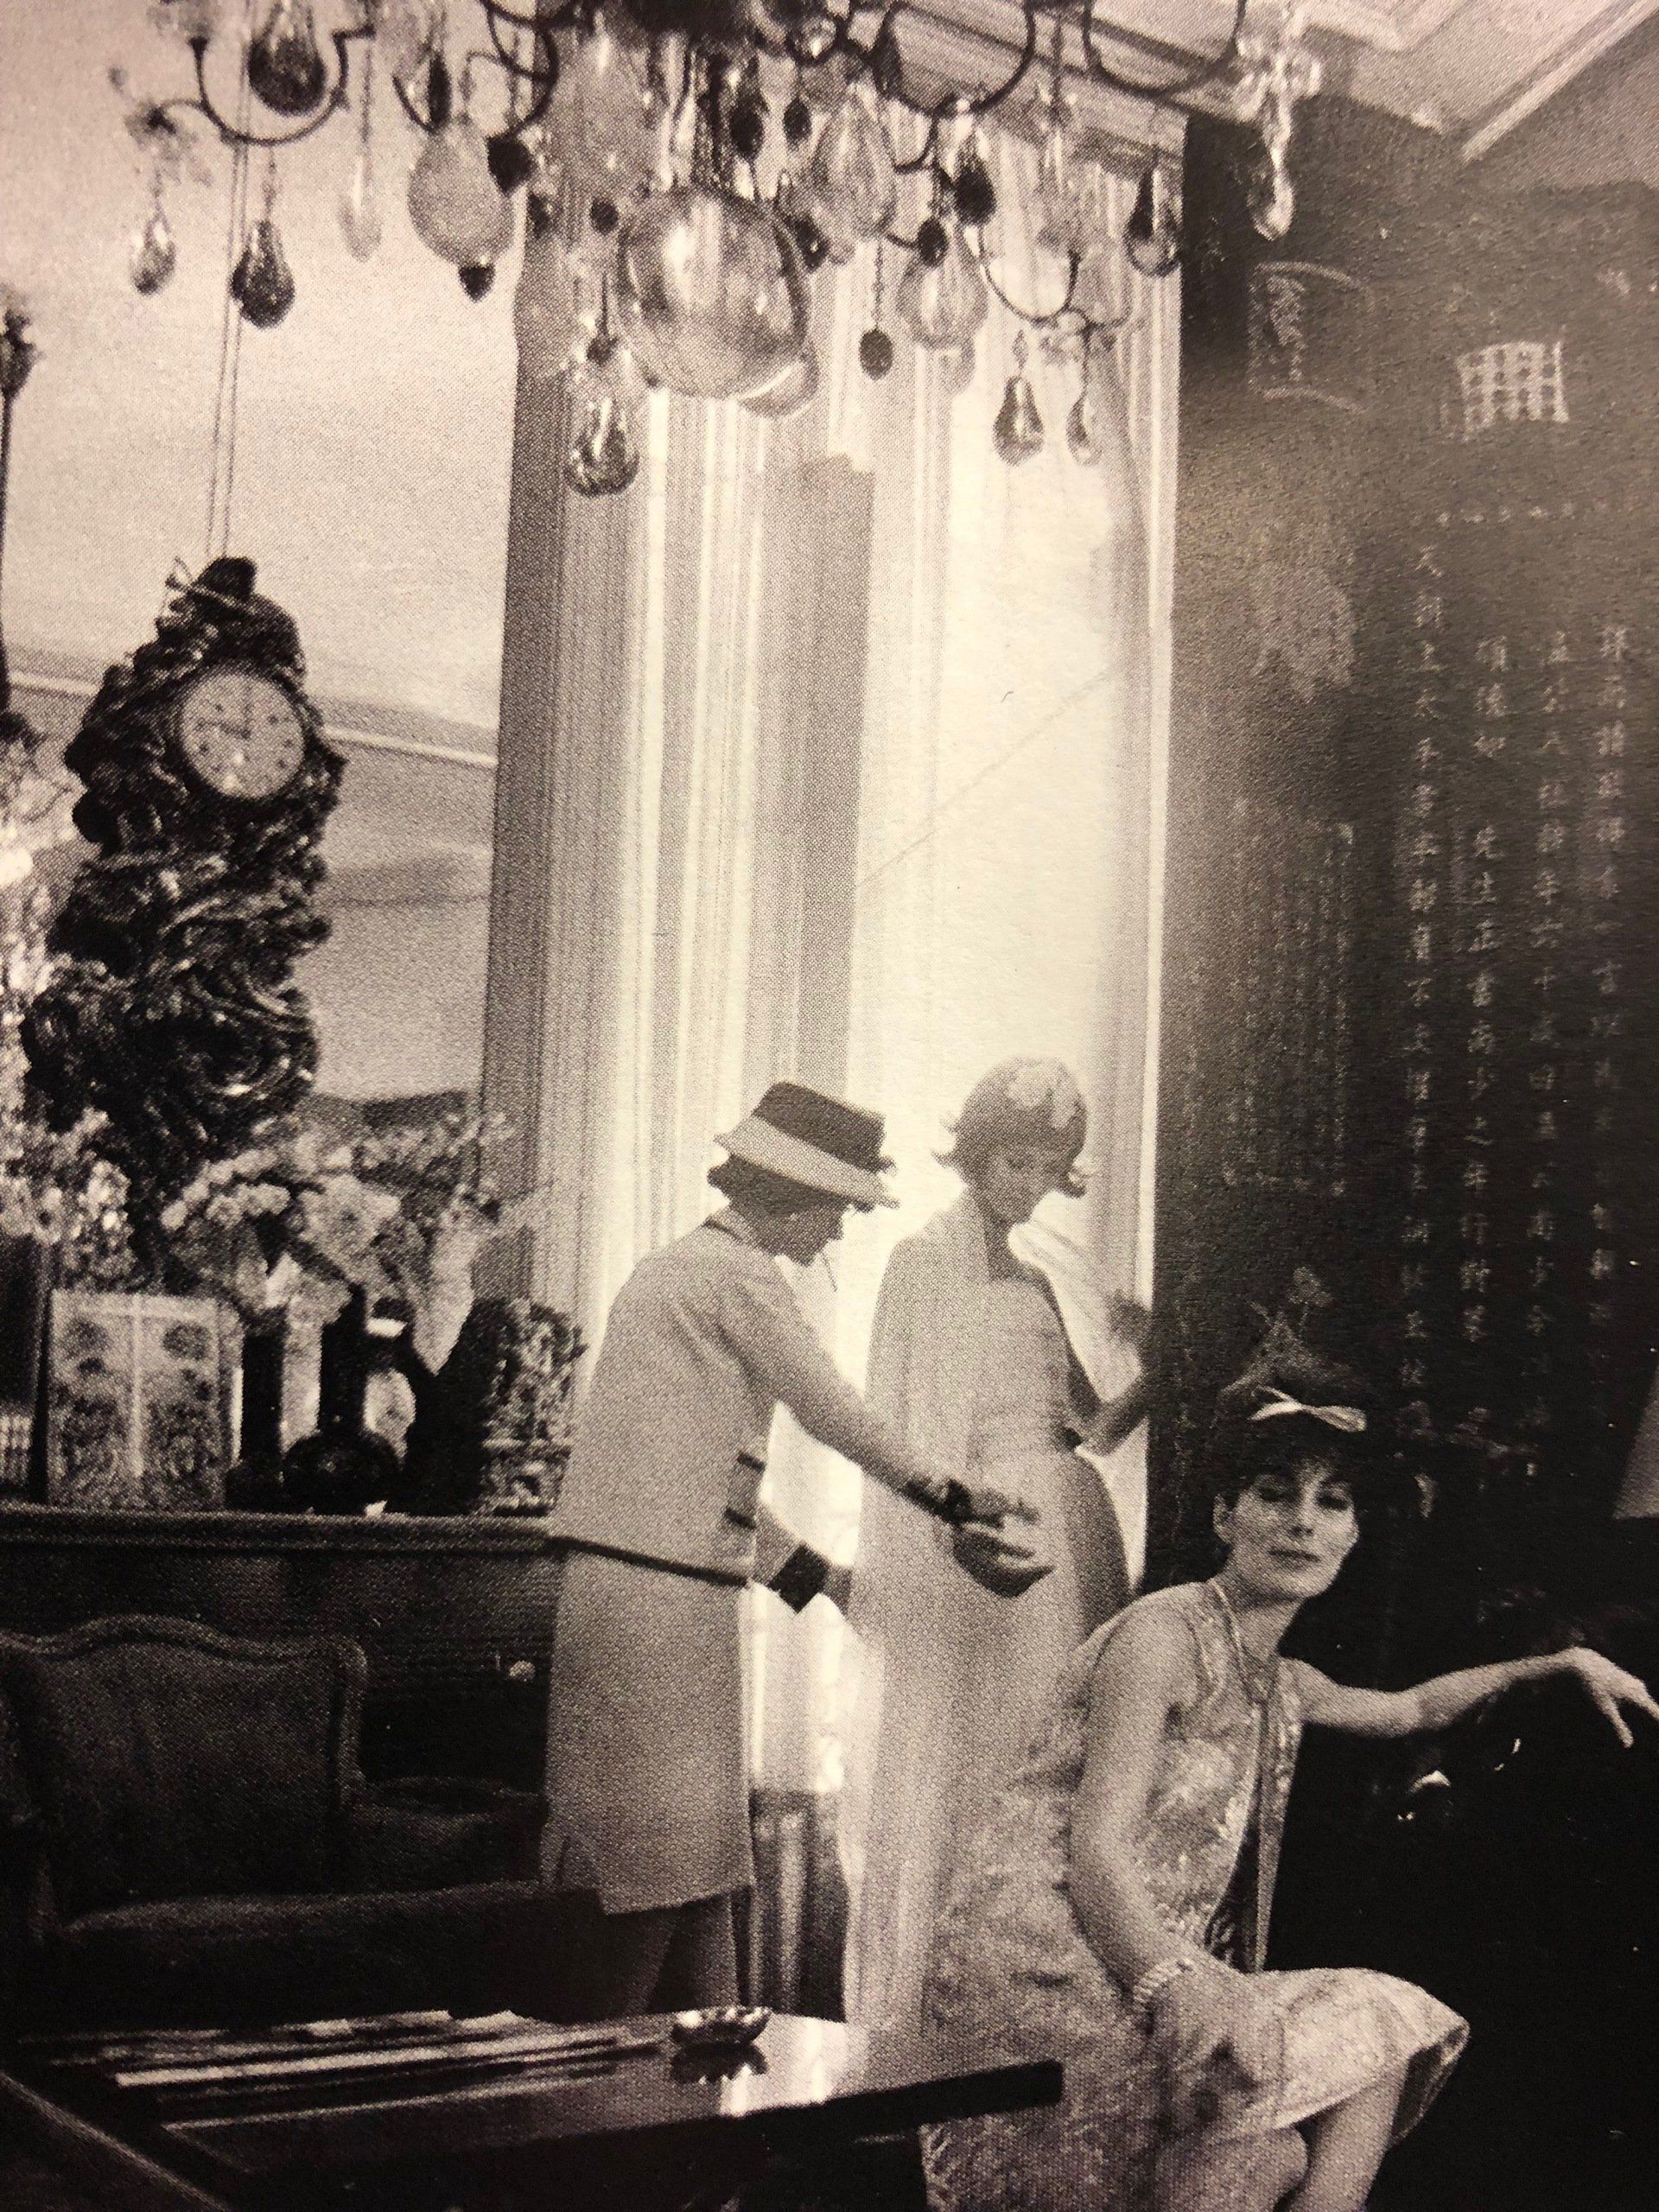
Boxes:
[23,557,343,1267]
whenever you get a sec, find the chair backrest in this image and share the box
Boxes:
[0,1616,367,1917]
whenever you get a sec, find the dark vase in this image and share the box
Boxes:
[223,1316,289,1510]
[280,1288,405,1516]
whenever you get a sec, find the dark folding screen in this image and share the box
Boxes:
[1150,101,1658,1592]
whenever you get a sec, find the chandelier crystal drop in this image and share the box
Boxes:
[232,216,296,327]
[557,15,654,194]
[564,377,641,495]
[130,202,178,296]
[805,81,896,256]
[1124,162,1179,279]
[614,184,809,402]
[895,215,987,353]
[993,333,1045,466]
[116,0,1325,490]
[407,118,513,268]
[742,338,819,419]
[246,0,328,119]
[338,143,383,261]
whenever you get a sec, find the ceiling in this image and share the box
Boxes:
[912,0,1659,161]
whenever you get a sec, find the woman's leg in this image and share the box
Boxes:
[1281,2066,1408,2212]
[657,1892,741,2009]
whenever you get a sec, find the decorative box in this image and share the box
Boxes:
[46,1292,237,1511]
[403,1298,584,1516]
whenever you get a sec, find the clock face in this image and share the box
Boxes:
[175,665,307,801]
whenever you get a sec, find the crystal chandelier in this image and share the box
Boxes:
[123,0,1320,493]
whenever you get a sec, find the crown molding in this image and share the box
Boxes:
[1460,0,1659,156]
[1306,0,1465,54]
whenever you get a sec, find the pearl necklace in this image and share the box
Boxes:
[1211,1580,1279,1708]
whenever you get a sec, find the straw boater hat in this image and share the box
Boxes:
[715,1082,899,1210]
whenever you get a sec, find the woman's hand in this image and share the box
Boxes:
[1148,1962,1275,2129]
[957,1479,1039,1527]
[1555,1648,1659,1748]
[1108,1294,1156,1363]
[950,1521,1054,1599]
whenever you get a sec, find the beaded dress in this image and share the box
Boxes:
[921,1579,1468,2212]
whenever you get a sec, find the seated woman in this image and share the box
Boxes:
[922,1333,1659,2212]
[842,1058,1152,2031]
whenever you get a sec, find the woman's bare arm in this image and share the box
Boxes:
[1295,1648,1659,1747]
[1067,1609,1205,1988]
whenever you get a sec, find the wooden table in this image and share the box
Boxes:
[0,2016,1060,2212]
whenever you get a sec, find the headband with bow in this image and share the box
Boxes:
[1248,1387,1367,1434]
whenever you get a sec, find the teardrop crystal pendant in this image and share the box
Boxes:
[1034,86,1081,256]
[895,216,987,352]
[408,119,513,267]
[246,0,328,118]
[565,387,640,496]
[1066,385,1103,466]
[993,334,1044,466]
[558,13,652,194]
[743,340,819,420]
[130,201,177,295]
[338,143,383,261]
[1249,156,1296,242]
[232,218,296,327]
[807,81,896,253]
[514,220,585,382]
[1125,162,1179,279]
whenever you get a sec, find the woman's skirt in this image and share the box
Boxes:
[542,1549,750,1912]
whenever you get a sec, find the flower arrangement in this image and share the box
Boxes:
[0,1111,141,1291]
[160,1108,503,1369]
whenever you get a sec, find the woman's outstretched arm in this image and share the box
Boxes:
[1295,1648,1659,1747]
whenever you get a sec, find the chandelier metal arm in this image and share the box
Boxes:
[843,0,1043,122]
[1078,0,1248,101]
[476,0,582,35]
[972,236,1085,330]
[164,27,369,152]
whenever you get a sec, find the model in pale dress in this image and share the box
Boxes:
[922,1342,1659,2212]
[842,1058,1152,2032]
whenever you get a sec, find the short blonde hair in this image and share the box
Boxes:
[940,1058,1089,1196]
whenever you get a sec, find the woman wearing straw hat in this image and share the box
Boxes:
[542,1081,1046,2017]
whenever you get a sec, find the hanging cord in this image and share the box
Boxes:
[205,6,257,564]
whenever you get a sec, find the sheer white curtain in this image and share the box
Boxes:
[754,158,1180,1802]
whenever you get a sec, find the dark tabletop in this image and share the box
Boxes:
[3,2014,1061,2212]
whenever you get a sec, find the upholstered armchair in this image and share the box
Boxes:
[0,1615,606,2033]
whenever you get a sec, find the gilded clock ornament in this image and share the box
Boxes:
[22,558,343,1271]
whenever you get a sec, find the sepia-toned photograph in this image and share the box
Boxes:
[0,3,1653,2208]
